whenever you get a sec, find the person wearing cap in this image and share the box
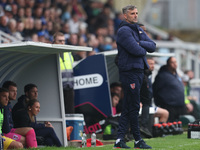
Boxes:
[4,4,13,19]
[38,31,46,42]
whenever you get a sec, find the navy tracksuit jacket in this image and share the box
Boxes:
[116,21,156,141]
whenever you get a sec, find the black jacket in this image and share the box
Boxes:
[140,69,152,106]
[13,107,45,129]
[12,95,27,122]
[153,65,185,107]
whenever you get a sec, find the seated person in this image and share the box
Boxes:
[0,88,23,150]
[142,58,169,124]
[2,81,37,148]
[13,99,62,147]
[111,92,120,115]
[153,57,186,122]
[140,58,169,138]
[12,83,38,127]
[182,75,200,119]
[110,82,123,114]
[154,107,169,124]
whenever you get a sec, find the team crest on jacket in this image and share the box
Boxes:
[13,135,19,140]
[130,83,135,89]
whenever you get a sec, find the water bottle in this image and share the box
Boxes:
[188,123,192,138]
[178,121,182,128]
[152,124,164,137]
[81,132,87,148]
[168,122,179,135]
[177,121,183,134]
[162,123,170,135]
[173,121,178,128]
[91,132,96,147]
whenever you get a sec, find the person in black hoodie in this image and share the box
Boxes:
[153,57,186,122]
[12,83,38,127]
[114,5,156,149]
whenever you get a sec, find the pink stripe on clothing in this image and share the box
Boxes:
[4,128,22,142]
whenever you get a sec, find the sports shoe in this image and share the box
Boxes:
[114,140,131,149]
[140,126,153,138]
[134,139,152,149]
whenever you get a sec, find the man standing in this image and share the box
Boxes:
[114,5,156,149]
[53,32,75,114]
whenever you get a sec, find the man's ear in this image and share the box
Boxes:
[124,14,127,20]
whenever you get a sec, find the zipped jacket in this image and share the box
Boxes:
[116,21,156,71]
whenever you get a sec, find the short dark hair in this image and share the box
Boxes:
[122,5,137,14]
[138,23,144,27]
[24,83,37,93]
[146,57,154,60]
[2,81,17,89]
[53,32,64,43]
[167,56,173,66]
[0,88,9,93]
[110,82,122,89]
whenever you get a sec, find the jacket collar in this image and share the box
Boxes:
[118,20,138,31]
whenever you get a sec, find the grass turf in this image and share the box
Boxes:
[32,132,200,150]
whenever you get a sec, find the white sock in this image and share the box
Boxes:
[116,139,121,144]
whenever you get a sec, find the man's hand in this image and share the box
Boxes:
[186,103,193,113]
[44,121,54,128]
